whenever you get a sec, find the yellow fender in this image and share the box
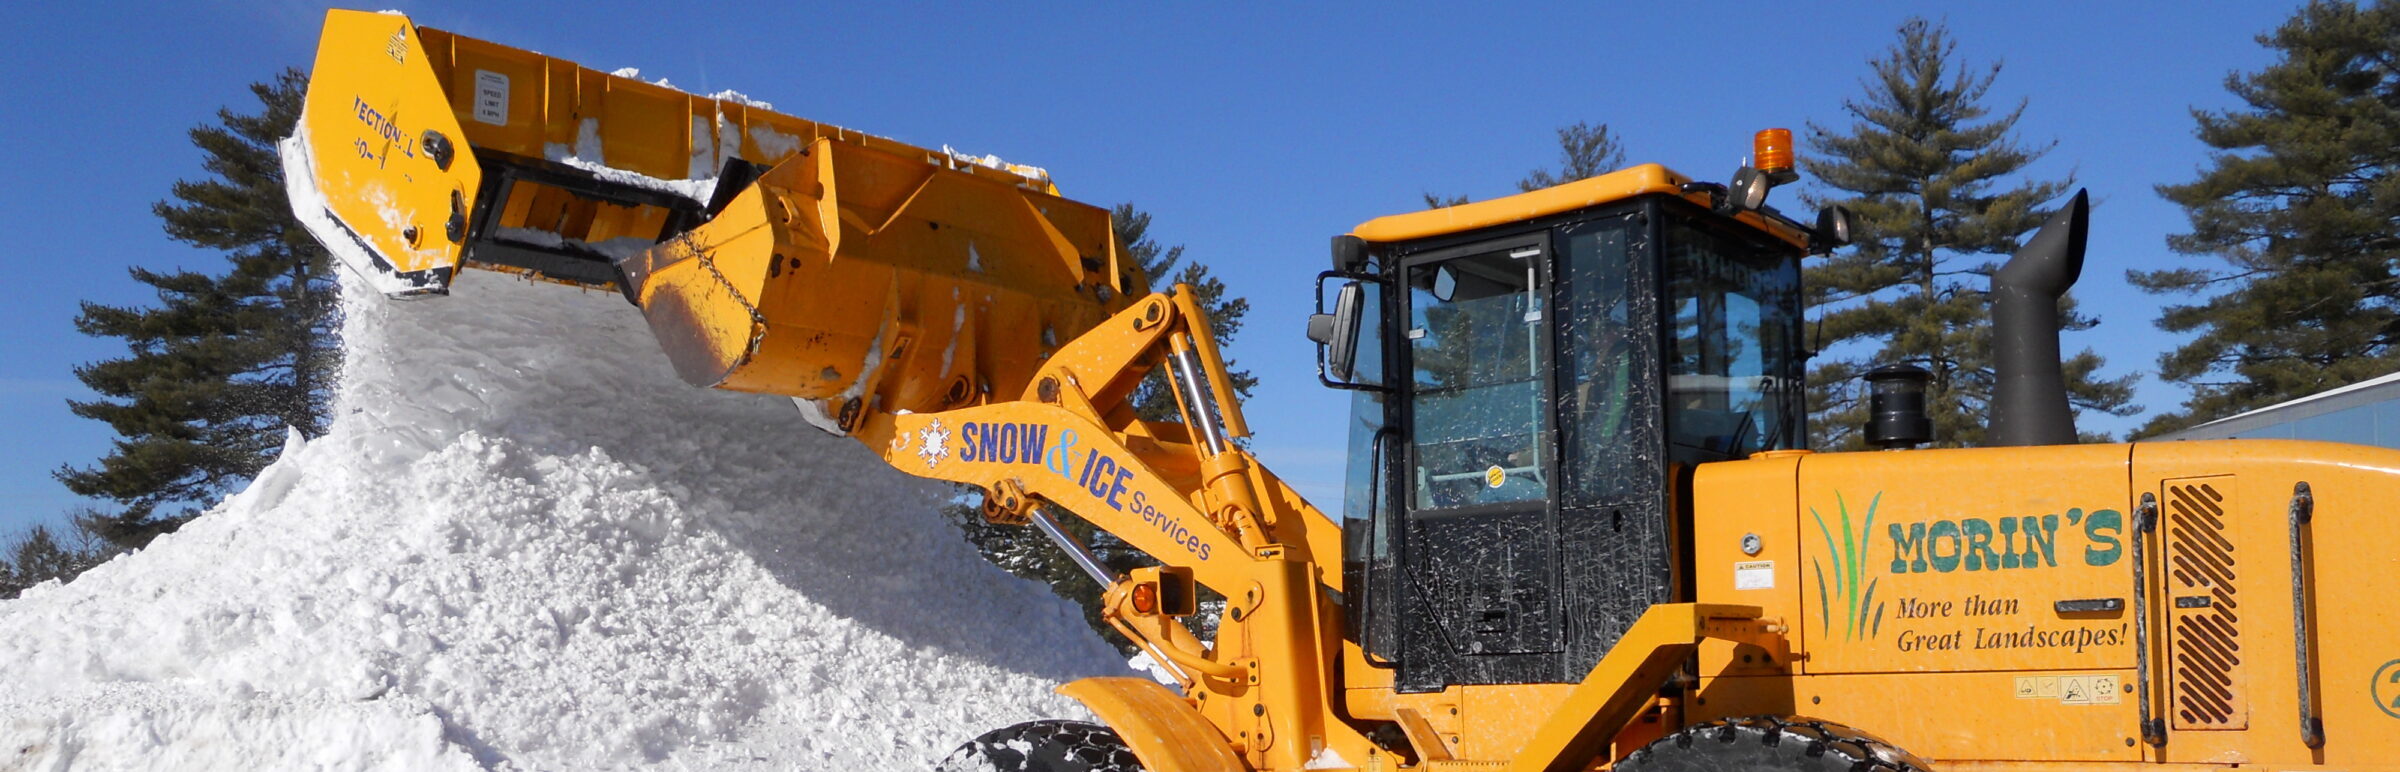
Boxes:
[1058,678,1244,772]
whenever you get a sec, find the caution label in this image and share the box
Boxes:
[1734,560,1775,590]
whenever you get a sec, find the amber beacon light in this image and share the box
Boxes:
[1755,127,1797,183]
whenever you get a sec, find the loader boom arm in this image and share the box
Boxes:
[841,286,1373,770]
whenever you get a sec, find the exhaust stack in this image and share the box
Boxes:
[1988,189,2089,447]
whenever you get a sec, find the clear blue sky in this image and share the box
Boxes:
[0,1,2306,537]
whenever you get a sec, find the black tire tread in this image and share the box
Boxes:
[1615,715,1934,772]
[934,719,1144,772]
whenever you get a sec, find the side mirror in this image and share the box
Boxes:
[1307,280,1367,381]
[1812,205,1853,252]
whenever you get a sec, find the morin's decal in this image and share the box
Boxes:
[1886,508,2123,573]
[1813,491,2132,657]
[1811,492,1883,642]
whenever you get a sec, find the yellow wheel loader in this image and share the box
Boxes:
[283,10,2400,771]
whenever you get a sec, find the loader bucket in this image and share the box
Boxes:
[282,11,1142,423]
[283,9,1075,297]
[614,136,1138,424]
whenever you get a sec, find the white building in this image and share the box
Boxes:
[2152,371,2400,445]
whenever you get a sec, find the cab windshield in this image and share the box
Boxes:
[1662,219,1802,459]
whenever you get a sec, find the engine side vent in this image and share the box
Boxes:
[2164,477,2246,730]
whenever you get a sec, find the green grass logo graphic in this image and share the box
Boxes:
[1811,491,1885,641]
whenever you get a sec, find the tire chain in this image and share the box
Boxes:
[1045,722,1141,771]
[935,719,1144,772]
[1617,715,1935,772]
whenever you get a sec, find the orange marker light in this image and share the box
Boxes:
[1754,128,1795,175]
[1132,583,1158,614]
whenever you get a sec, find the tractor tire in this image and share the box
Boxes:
[1613,716,1933,772]
[933,719,1145,772]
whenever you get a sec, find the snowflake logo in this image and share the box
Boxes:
[916,419,952,469]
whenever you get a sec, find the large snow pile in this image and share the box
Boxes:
[0,272,1127,769]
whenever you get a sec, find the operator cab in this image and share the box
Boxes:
[1309,157,1841,691]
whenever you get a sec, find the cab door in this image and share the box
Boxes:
[1393,233,1565,689]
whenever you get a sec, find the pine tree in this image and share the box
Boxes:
[1422,192,1472,209]
[57,69,339,547]
[1115,203,1255,419]
[2132,0,2400,436]
[942,203,1252,649]
[1,520,111,600]
[1516,121,1625,192]
[1424,121,1627,208]
[1802,18,2135,448]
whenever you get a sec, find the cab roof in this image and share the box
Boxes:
[1348,163,1808,248]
